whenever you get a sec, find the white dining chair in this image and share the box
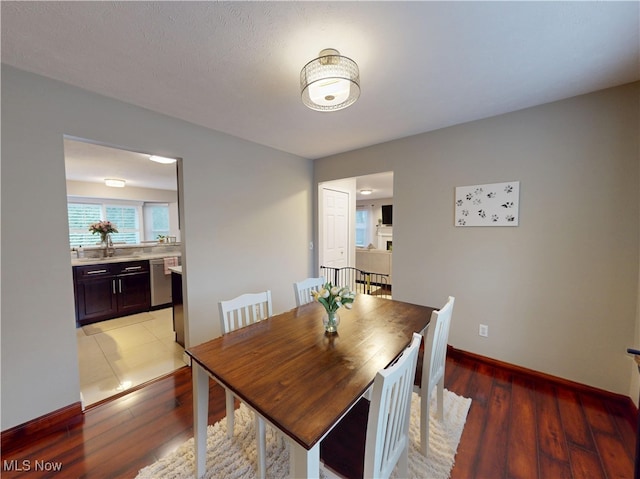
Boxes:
[219,290,273,334]
[293,276,325,306]
[414,295,455,456]
[218,290,272,478]
[320,332,422,479]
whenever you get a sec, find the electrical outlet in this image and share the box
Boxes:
[479,324,489,337]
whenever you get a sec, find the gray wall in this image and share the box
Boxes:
[1,66,313,430]
[315,83,640,397]
[2,63,638,431]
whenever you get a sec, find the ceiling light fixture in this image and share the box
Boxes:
[300,48,360,112]
[149,155,177,164]
[360,189,373,195]
[105,178,126,188]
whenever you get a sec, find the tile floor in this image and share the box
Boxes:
[76,307,189,407]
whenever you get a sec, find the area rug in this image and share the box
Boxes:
[136,389,471,479]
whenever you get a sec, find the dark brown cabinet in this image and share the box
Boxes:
[171,271,184,347]
[74,261,151,326]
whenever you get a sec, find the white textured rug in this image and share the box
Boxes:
[136,390,471,479]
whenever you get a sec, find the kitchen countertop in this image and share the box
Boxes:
[71,252,181,267]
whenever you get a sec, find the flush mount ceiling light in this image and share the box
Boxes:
[149,155,177,164]
[105,178,126,188]
[300,48,360,112]
[360,189,373,195]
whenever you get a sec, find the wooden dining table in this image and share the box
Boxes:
[187,294,436,479]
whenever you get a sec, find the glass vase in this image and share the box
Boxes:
[323,310,340,334]
[100,234,109,257]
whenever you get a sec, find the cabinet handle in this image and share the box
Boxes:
[124,266,142,271]
[112,279,116,295]
[118,279,122,294]
[87,269,108,275]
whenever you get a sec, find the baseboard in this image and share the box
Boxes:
[1,401,83,453]
[1,365,191,453]
[447,345,638,428]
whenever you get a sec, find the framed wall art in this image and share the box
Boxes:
[455,181,520,227]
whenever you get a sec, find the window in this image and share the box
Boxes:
[143,203,170,241]
[68,203,102,247]
[355,207,370,247]
[67,201,141,247]
[106,205,140,244]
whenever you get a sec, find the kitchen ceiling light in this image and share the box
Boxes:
[360,189,373,195]
[300,48,360,112]
[149,155,177,164]
[105,178,126,188]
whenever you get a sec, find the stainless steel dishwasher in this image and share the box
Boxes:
[150,257,180,307]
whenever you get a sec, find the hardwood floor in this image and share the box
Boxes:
[447,349,635,479]
[2,350,636,479]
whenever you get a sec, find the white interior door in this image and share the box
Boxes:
[322,188,349,269]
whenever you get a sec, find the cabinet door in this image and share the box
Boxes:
[76,276,118,326]
[116,273,151,316]
[171,272,184,347]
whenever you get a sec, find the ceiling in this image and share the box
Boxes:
[2,2,639,193]
[64,139,179,192]
[355,171,394,201]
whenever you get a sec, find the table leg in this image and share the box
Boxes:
[256,416,266,479]
[289,440,320,479]
[193,362,209,478]
[226,389,235,437]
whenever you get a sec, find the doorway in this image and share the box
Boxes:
[318,171,394,290]
[64,138,186,407]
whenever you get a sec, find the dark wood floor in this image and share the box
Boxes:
[2,350,636,479]
[447,350,635,479]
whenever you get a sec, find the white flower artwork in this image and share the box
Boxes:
[455,181,520,227]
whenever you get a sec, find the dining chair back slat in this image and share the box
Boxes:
[219,290,273,333]
[293,277,325,306]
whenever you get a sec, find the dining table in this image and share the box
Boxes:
[186,294,436,479]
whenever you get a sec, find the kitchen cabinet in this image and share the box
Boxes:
[171,270,184,347]
[74,260,151,326]
[74,266,118,324]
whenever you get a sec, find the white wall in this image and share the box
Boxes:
[1,66,313,430]
[315,83,640,396]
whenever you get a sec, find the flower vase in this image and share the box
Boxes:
[100,234,109,257]
[323,311,340,334]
